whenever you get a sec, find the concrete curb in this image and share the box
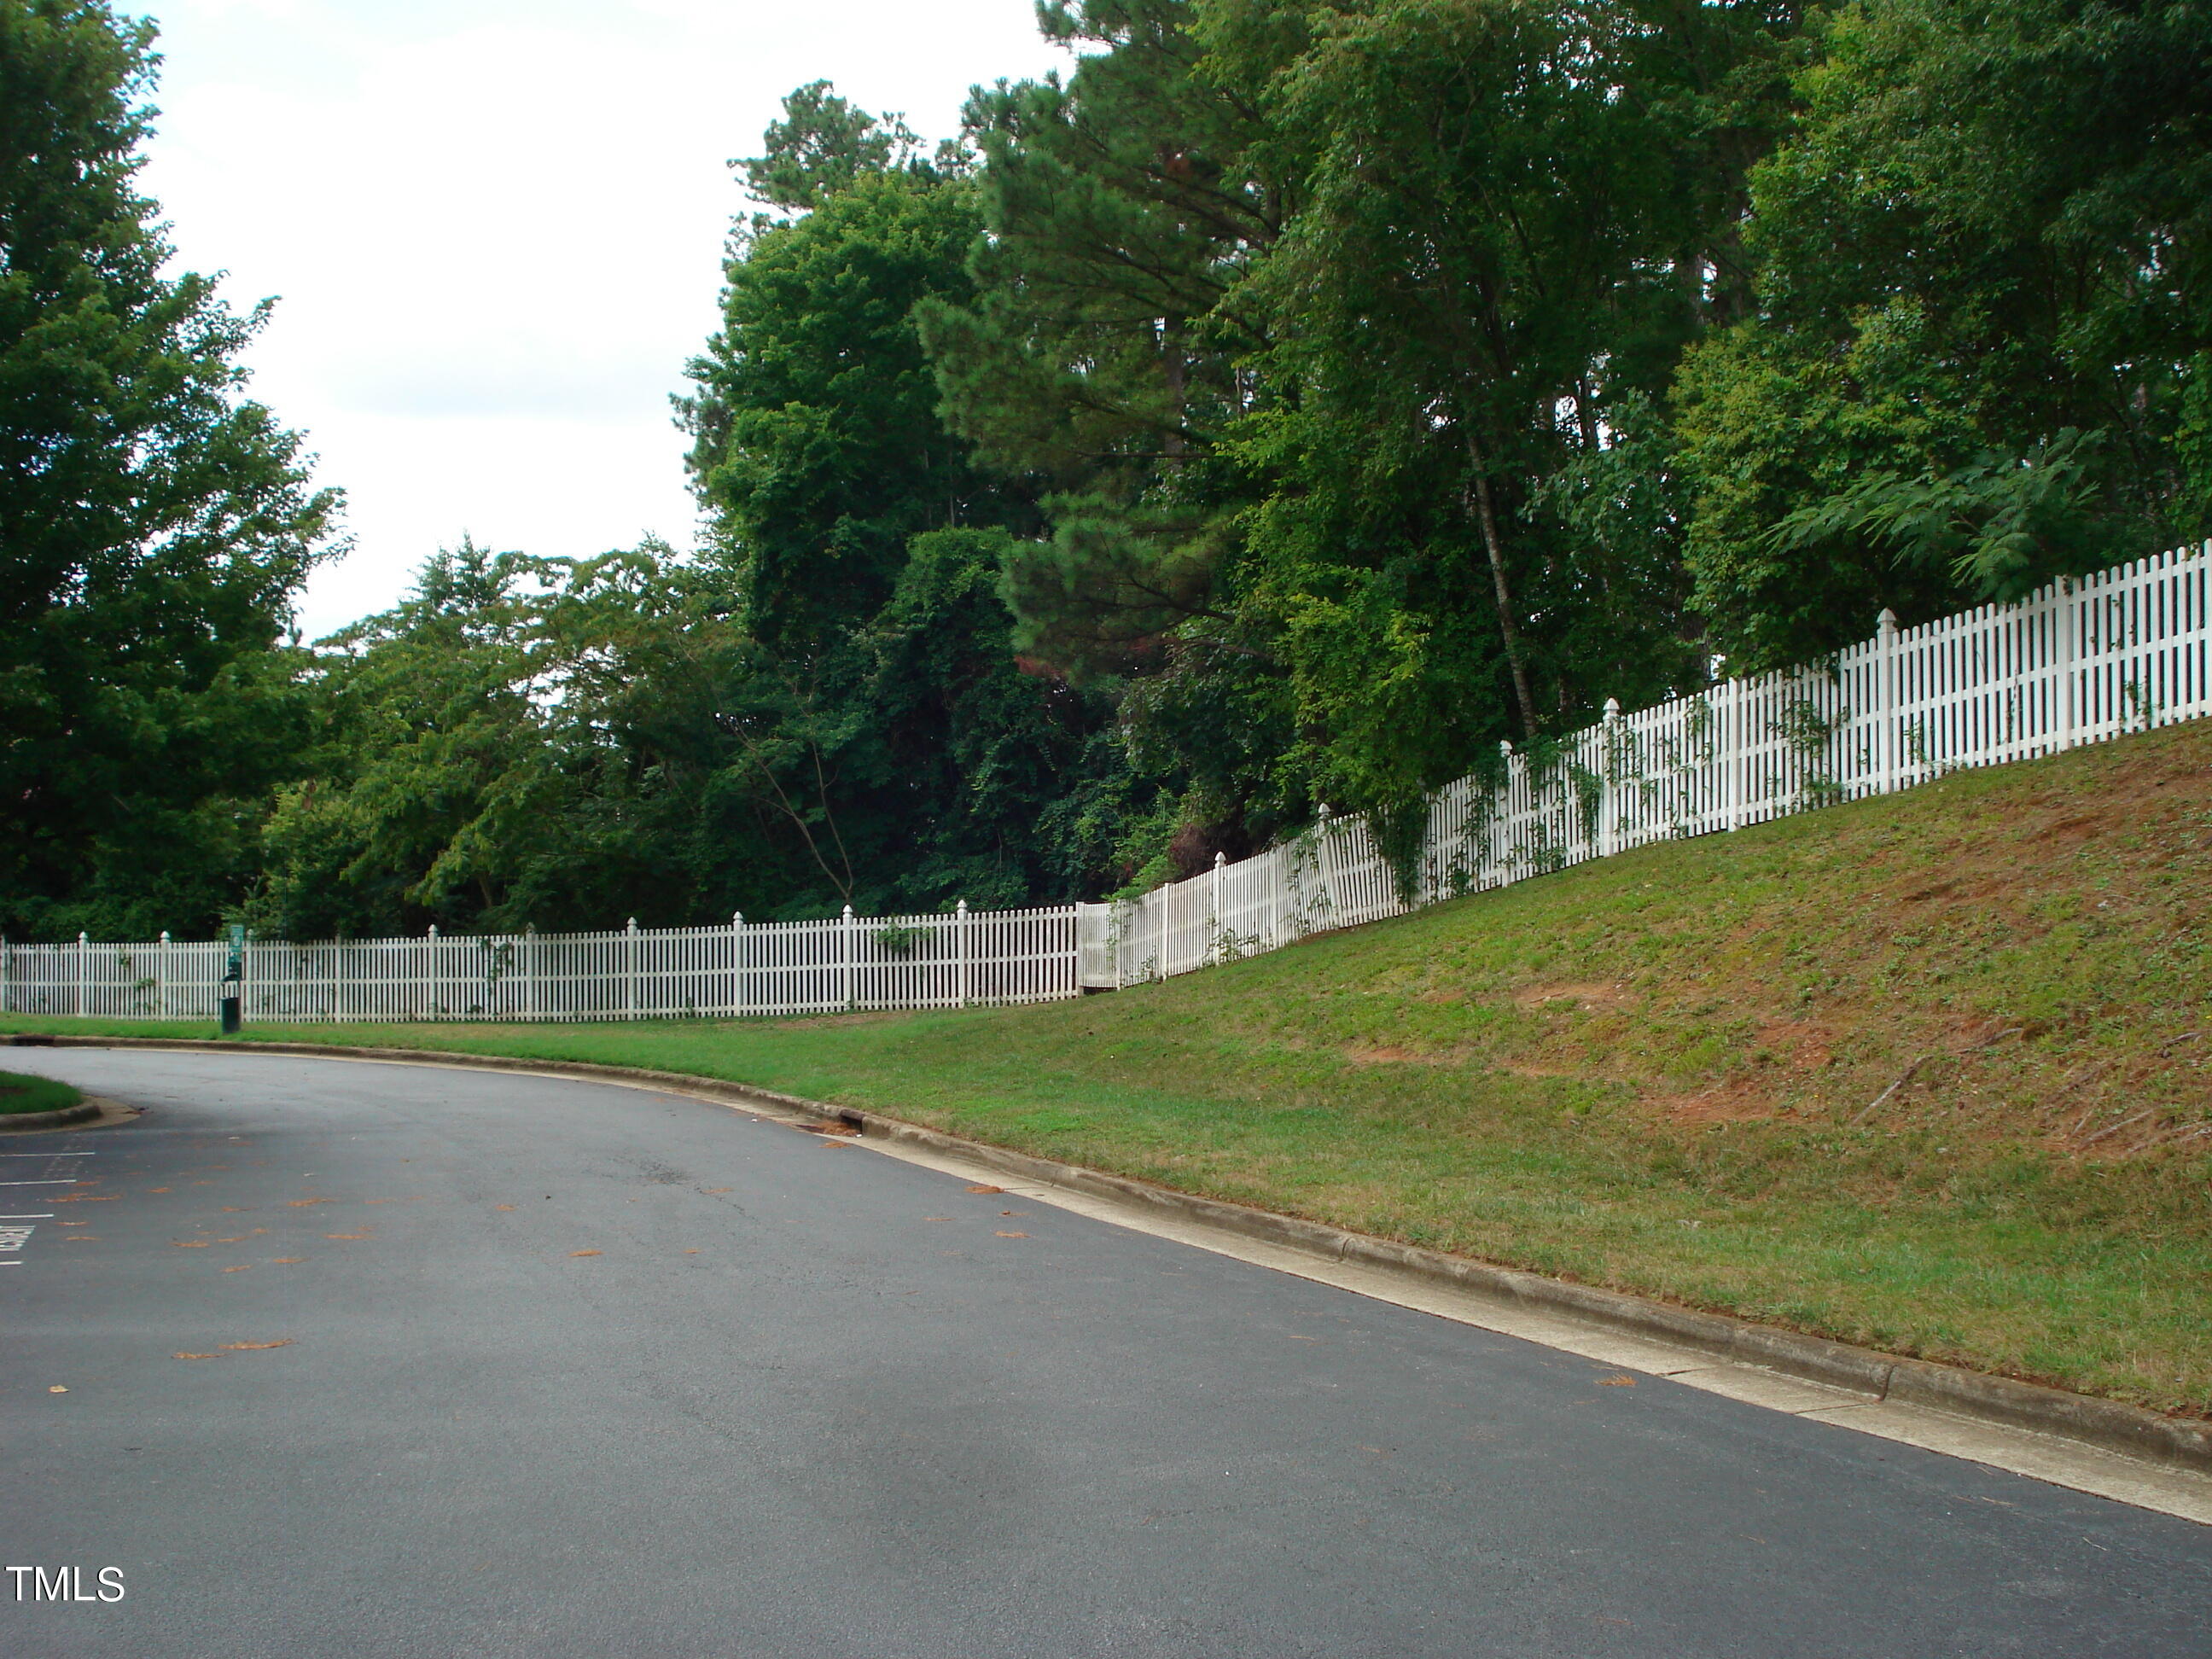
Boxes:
[15,1028,2212,1478]
[0,1096,101,1132]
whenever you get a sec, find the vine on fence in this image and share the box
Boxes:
[873,923,928,956]
[1370,795,1431,906]
[1774,696,1848,810]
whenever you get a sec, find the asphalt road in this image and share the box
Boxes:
[2,1049,2206,1658]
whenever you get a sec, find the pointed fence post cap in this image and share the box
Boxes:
[1499,739,1515,756]
[842,905,854,920]
[1214,851,1227,868]
[428,925,438,940]
[731,911,742,928]
[1877,607,1900,634]
[79,930,89,943]
[1604,696,1621,719]
[956,899,969,916]
[626,917,637,931]
[160,931,171,944]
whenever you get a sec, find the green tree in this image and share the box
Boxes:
[0,0,340,938]
[681,95,1022,653]
[1674,0,2212,670]
[928,1,1798,855]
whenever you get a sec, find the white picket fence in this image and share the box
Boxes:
[1100,540,2211,983]
[1,906,1085,1024]
[6,542,2208,1022]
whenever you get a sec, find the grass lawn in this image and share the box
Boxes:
[0,1069,83,1115]
[11,721,2212,1414]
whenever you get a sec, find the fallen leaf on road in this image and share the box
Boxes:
[55,1194,116,1203]
[1597,1374,1637,1387]
[172,1240,212,1249]
[222,1266,251,1273]
[48,1386,67,1394]
[495,1204,516,1211]
[965,1185,1003,1195]
[995,1231,1028,1238]
[271,1258,303,1264]
[923,1217,950,1222]
[219,1340,293,1352]
[288,1199,336,1208]
[173,1353,218,1361]
[217,1236,247,1243]
[222,1207,246,1213]
[684,1249,701,1254]
[323,1231,370,1241]
[570,1249,602,1257]
[147,1187,170,1193]
[701,1188,731,1194]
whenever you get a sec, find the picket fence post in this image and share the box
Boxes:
[76,930,87,1017]
[956,900,971,1007]
[841,906,856,1010]
[156,930,170,1019]
[1210,851,1226,965]
[2059,576,2081,750]
[731,912,744,1018]
[524,925,538,1020]
[1877,608,1900,794]
[1721,682,1743,831]
[624,917,637,1019]
[1313,806,1336,926]
[1599,698,1621,858]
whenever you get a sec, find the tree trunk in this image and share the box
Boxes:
[1466,437,1540,739]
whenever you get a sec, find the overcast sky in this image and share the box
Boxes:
[131,1,1070,638]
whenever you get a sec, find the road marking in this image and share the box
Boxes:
[0,1179,84,1185]
[0,1225,35,1251]
[0,1214,57,1219]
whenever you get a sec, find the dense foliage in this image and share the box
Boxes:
[9,1,2211,938]
[0,0,339,939]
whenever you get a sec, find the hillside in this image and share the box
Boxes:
[16,719,2212,1412]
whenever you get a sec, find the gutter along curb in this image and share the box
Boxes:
[0,1097,102,1132]
[14,1029,2211,1481]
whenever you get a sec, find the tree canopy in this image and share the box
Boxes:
[15,0,2212,938]
[0,0,341,939]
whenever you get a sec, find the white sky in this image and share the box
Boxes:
[131,1,1070,638]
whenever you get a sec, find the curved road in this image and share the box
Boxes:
[3,1049,2206,1657]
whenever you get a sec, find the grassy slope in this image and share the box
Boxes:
[0,1070,83,1114]
[15,722,2212,1412]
